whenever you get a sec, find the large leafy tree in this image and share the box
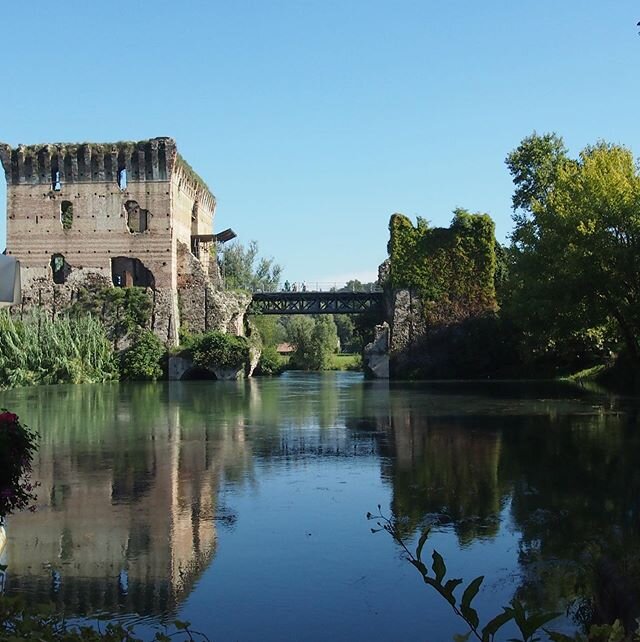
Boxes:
[286,315,339,370]
[221,240,282,291]
[505,134,640,367]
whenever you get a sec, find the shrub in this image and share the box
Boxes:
[191,331,250,372]
[120,330,166,381]
[70,286,152,346]
[0,411,38,519]
[255,345,284,375]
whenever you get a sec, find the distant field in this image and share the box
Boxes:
[327,353,361,370]
[278,353,361,371]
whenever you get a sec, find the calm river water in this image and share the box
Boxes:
[1,373,639,641]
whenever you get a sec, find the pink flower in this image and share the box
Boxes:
[0,412,18,424]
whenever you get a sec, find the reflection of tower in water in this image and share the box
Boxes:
[5,398,248,616]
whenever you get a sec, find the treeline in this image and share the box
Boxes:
[387,132,640,384]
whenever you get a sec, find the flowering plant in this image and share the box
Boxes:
[0,411,38,519]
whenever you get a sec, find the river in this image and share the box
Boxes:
[1,372,639,641]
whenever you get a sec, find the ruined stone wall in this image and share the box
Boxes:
[0,139,176,290]
[176,241,251,336]
[170,160,215,247]
[0,138,225,345]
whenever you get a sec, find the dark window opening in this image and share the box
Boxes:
[191,201,199,221]
[191,237,200,258]
[118,168,128,190]
[125,200,149,233]
[60,201,73,230]
[111,256,155,288]
[51,167,61,191]
[51,254,71,284]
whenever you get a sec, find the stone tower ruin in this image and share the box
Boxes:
[0,137,240,344]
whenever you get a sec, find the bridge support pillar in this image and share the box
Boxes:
[363,322,390,379]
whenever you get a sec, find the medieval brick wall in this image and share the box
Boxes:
[0,137,230,345]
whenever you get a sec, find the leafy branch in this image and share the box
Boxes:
[367,507,560,642]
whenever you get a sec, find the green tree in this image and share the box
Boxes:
[334,314,356,352]
[287,315,339,370]
[222,240,282,291]
[251,315,286,348]
[505,135,640,369]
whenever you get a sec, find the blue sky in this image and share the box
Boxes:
[1,1,638,284]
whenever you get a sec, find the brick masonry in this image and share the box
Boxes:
[0,138,247,346]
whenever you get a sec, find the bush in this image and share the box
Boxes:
[70,286,152,346]
[120,330,166,381]
[0,411,38,519]
[255,345,284,375]
[190,331,250,372]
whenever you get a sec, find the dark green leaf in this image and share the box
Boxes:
[410,559,429,577]
[461,576,484,609]
[520,611,561,640]
[173,619,190,630]
[416,527,430,562]
[432,550,446,583]
[481,608,514,642]
[443,578,463,598]
[461,604,480,630]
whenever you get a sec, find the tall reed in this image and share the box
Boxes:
[0,311,118,388]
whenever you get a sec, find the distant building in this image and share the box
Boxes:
[276,342,295,355]
[0,138,244,343]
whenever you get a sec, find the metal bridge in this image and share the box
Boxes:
[249,290,384,315]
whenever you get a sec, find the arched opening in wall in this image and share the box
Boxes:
[60,201,73,229]
[125,200,149,233]
[180,366,217,381]
[51,167,61,191]
[118,168,127,191]
[111,256,155,288]
[51,254,71,284]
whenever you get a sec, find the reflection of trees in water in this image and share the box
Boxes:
[374,386,640,620]
[379,407,504,544]
[501,411,640,613]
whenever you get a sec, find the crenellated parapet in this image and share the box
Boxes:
[174,154,216,214]
[0,138,212,201]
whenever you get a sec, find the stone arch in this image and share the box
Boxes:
[111,256,155,288]
[180,366,217,381]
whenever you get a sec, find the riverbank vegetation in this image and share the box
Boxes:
[387,132,640,386]
[0,311,118,388]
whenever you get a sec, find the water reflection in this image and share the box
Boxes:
[4,383,251,615]
[0,376,638,638]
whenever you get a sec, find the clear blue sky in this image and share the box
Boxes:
[1,1,638,284]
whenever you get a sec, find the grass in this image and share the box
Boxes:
[0,310,118,389]
[326,353,361,371]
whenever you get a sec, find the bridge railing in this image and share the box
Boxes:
[250,282,383,294]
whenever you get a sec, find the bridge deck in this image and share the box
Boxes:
[249,291,384,315]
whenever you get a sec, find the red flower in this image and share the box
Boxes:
[0,412,18,424]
